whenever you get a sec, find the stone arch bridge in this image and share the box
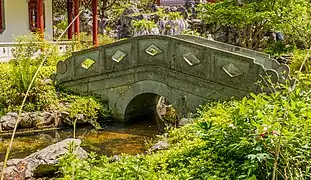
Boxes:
[54,35,293,121]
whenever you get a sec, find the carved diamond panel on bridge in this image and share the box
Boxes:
[112,50,127,63]
[81,58,95,69]
[145,44,163,56]
[183,52,201,66]
[222,63,243,77]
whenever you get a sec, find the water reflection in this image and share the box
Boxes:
[0,120,160,161]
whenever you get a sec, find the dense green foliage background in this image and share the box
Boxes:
[197,0,311,49]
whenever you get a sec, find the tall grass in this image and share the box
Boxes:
[10,59,38,93]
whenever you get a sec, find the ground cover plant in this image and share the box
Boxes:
[56,78,311,179]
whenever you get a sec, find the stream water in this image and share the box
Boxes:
[0,120,160,161]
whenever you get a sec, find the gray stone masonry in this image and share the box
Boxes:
[53,35,294,121]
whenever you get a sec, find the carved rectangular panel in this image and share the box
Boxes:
[137,39,169,67]
[173,42,211,80]
[73,50,101,79]
[213,52,255,91]
[104,42,133,72]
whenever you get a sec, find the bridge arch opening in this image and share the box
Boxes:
[124,93,178,131]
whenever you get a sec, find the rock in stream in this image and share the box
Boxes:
[0,110,65,131]
[149,141,170,152]
[0,138,87,180]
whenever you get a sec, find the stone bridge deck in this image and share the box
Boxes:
[54,35,293,121]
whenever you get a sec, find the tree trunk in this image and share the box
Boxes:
[102,0,108,19]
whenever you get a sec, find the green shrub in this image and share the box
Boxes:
[0,34,110,127]
[197,0,311,49]
[133,19,157,31]
[0,61,110,128]
[59,94,111,128]
[289,49,310,72]
[12,33,43,60]
[12,32,72,67]
[58,83,311,179]
[78,32,115,46]
[0,62,58,115]
[9,58,39,93]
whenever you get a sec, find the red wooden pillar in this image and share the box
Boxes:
[92,0,99,46]
[67,0,73,40]
[0,0,3,32]
[37,0,44,38]
[74,0,80,37]
[155,0,160,5]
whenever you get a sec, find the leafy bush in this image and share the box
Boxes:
[1,33,64,113]
[9,59,39,93]
[58,82,311,179]
[78,32,115,46]
[59,94,111,128]
[197,0,311,50]
[0,33,110,127]
[0,61,110,128]
[133,19,159,36]
[12,33,44,60]
[197,89,311,179]
[0,62,57,115]
[289,49,310,72]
